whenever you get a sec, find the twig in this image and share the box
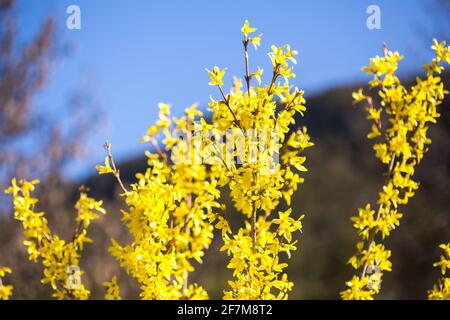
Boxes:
[104,141,128,194]
[71,185,87,244]
[183,115,193,294]
[243,37,251,97]
[360,153,397,279]
[217,85,243,132]
[366,96,390,143]
[150,137,169,164]
[251,202,257,253]
[262,65,280,116]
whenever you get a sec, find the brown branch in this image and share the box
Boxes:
[263,65,281,121]
[360,153,397,279]
[72,211,83,244]
[150,137,169,164]
[182,114,193,294]
[243,37,251,97]
[250,169,259,254]
[217,85,243,131]
[104,141,128,194]
[251,202,257,253]
[366,96,390,143]
[71,185,88,244]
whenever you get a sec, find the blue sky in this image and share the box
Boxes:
[16,0,447,180]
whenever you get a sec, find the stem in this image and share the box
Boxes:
[263,65,280,118]
[284,91,302,111]
[72,212,83,244]
[212,142,232,173]
[71,185,87,244]
[104,141,128,194]
[150,137,169,164]
[183,270,189,294]
[268,66,279,96]
[360,153,397,279]
[252,203,257,253]
[243,37,251,97]
[183,115,193,294]
[274,89,300,130]
[218,85,242,131]
[366,96,390,142]
[251,170,259,253]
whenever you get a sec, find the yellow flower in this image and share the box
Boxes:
[95,156,113,174]
[352,88,367,104]
[249,34,263,50]
[0,266,13,300]
[429,242,450,300]
[253,66,263,85]
[158,102,170,116]
[207,66,226,86]
[241,20,256,37]
[103,276,121,300]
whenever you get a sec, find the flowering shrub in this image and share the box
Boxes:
[205,21,312,299]
[341,40,450,300]
[96,103,221,299]
[2,22,450,300]
[0,266,12,300]
[428,242,450,300]
[5,179,105,299]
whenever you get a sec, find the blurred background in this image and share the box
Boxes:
[0,0,449,299]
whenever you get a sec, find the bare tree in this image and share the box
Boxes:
[0,0,104,298]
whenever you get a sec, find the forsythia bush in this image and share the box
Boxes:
[206,21,312,299]
[5,179,105,299]
[97,103,221,299]
[2,21,450,300]
[341,40,450,300]
[0,266,12,300]
[428,242,450,300]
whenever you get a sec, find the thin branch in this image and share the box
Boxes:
[104,141,128,194]
[251,169,259,254]
[251,202,257,253]
[182,114,193,294]
[212,142,232,173]
[268,65,280,96]
[274,89,301,130]
[262,65,280,116]
[71,185,88,244]
[217,85,243,130]
[243,37,251,97]
[150,137,169,164]
[360,153,397,279]
[366,96,390,143]
[72,210,83,244]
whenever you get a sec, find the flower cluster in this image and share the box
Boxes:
[206,21,312,299]
[103,276,122,300]
[341,40,450,300]
[428,243,450,300]
[5,179,105,299]
[99,103,221,300]
[0,266,13,300]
